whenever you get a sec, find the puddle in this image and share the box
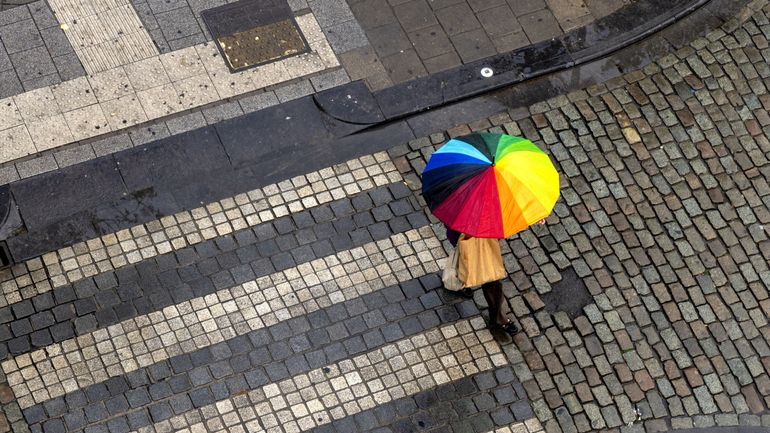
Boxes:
[540,267,593,319]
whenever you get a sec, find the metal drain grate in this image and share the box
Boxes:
[201,0,309,73]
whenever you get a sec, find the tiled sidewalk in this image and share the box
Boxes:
[0,12,339,164]
[0,0,378,176]
[340,0,633,89]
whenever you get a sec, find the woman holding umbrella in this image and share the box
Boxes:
[422,133,560,336]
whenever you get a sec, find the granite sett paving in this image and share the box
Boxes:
[385,1,770,431]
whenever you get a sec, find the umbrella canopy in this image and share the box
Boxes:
[422,133,560,238]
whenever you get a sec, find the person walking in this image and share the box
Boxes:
[444,218,545,336]
[421,133,560,337]
[445,225,518,334]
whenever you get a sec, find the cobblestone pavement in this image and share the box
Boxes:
[340,0,633,89]
[0,147,546,433]
[0,3,770,433]
[390,1,770,431]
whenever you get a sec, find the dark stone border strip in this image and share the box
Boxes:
[0,184,429,358]
[400,0,751,137]
[0,0,751,263]
[24,275,478,433]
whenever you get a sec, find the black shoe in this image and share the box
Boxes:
[452,288,474,299]
[489,321,518,335]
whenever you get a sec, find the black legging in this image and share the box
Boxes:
[481,280,509,326]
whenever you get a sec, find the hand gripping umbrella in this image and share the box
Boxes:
[421,133,560,238]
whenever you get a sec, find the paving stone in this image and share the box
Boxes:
[325,19,369,52]
[51,53,85,81]
[477,4,523,38]
[309,68,350,91]
[237,91,279,113]
[508,0,547,15]
[393,0,438,32]
[421,50,462,73]
[26,1,56,28]
[11,46,57,85]
[436,3,480,35]
[0,70,23,98]
[366,23,412,60]
[156,6,202,42]
[380,49,428,82]
[519,8,562,43]
[451,27,497,62]
[408,25,454,59]
[0,18,42,54]
[274,79,314,102]
[164,110,207,135]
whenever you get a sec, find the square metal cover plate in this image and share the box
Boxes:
[201,0,309,73]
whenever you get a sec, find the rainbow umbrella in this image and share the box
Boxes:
[422,133,559,238]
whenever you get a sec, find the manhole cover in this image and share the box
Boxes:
[201,0,309,73]
[540,267,592,319]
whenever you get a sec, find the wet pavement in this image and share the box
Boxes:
[0,0,33,11]
[343,0,634,88]
[0,0,769,433]
[0,0,645,182]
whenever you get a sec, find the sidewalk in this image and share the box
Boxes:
[0,1,30,11]
[0,0,637,183]
[343,0,632,88]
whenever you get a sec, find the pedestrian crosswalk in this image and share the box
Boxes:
[0,149,535,433]
[4,228,444,409]
[0,152,400,308]
[134,318,506,433]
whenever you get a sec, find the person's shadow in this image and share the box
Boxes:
[445,288,516,344]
